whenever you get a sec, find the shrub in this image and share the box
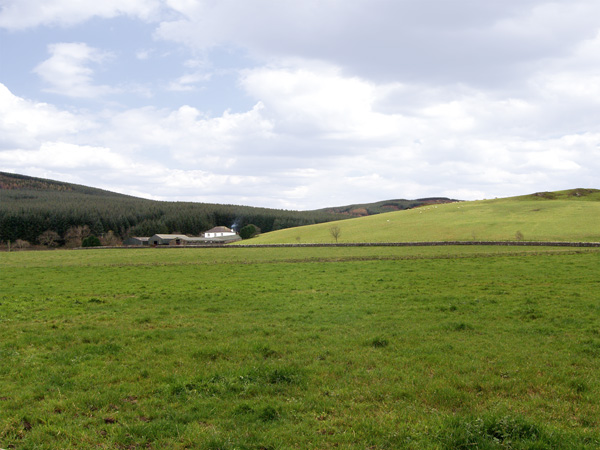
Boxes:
[14,239,30,250]
[82,235,101,247]
[239,224,260,240]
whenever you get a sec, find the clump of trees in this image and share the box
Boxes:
[239,224,261,240]
[1,239,31,251]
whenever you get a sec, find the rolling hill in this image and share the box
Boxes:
[0,172,453,245]
[242,189,600,244]
[0,172,347,244]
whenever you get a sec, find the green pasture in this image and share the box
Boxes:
[245,191,600,244]
[1,246,600,449]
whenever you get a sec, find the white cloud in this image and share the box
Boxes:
[167,72,212,91]
[530,30,600,106]
[0,142,130,170]
[239,64,423,146]
[0,83,94,149]
[33,43,116,98]
[135,49,153,60]
[0,0,161,30]
[235,60,599,203]
[97,102,274,167]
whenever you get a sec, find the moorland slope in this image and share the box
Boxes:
[243,189,600,244]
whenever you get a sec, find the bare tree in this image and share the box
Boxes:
[100,230,121,247]
[38,230,60,248]
[329,225,341,243]
[14,239,30,250]
[64,225,91,248]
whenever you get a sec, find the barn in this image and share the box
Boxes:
[148,234,189,246]
[123,237,150,246]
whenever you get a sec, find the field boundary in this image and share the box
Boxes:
[42,240,600,251]
[233,241,600,248]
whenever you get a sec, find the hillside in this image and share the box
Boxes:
[0,171,133,197]
[0,172,451,245]
[242,188,600,244]
[0,172,348,244]
[4,172,597,245]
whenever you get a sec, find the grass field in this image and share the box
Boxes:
[1,246,600,449]
[244,189,600,244]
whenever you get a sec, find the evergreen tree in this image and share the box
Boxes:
[82,235,101,247]
[239,224,260,239]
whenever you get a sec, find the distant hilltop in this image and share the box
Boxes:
[318,197,458,217]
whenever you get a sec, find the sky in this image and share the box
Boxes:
[1,0,599,210]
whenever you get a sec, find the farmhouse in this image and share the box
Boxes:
[203,226,237,238]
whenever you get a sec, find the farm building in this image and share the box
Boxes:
[203,226,237,238]
[203,234,241,243]
[143,231,241,246]
[148,234,190,245]
[123,237,150,246]
[182,236,208,245]
[125,227,240,246]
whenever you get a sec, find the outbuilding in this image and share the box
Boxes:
[148,234,189,246]
[123,237,150,246]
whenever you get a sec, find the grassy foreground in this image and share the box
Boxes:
[245,189,600,244]
[1,247,600,449]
